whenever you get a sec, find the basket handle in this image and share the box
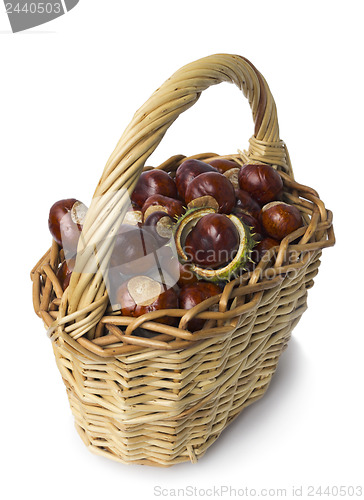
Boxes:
[61,53,289,338]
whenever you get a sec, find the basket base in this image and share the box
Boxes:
[64,331,292,466]
[71,365,280,467]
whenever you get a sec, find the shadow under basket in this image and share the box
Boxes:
[31,54,335,467]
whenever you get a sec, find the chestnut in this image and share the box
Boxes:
[252,237,280,264]
[205,158,238,173]
[175,159,218,200]
[185,172,236,214]
[233,208,263,241]
[116,275,179,325]
[175,208,255,282]
[142,194,185,221]
[176,262,198,287]
[48,198,87,256]
[153,245,198,288]
[148,245,180,288]
[179,281,221,332]
[157,256,180,288]
[110,224,159,275]
[260,201,303,241]
[235,189,261,219]
[143,211,174,246]
[184,213,239,269]
[56,257,75,291]
[131,169,178,208]
[238,163,283,205]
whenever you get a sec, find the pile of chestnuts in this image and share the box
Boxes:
[48,157,304,332]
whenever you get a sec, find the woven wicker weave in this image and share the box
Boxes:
[31,54,335,466]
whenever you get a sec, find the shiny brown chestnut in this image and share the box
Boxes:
[260,202,303,241]
[238,163,283,205]
[176,262,198,287]
[205,158,238,173]
[179,281,221,332]
[175,159,218,200]
[116,276,179,325]
[143,211,175,246]
[131,170,178,208]
[252,237,280,263]
[110,224,159,275]
[205,158,239,174]
[48,198,87,255]
[56,257,75,291]
[142,194,185,221]
[185,172,236,214]
[184,213,239,269]
[235,189,261,219]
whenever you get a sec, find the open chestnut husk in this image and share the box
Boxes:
[131,170,178,208]
[260,201,303,241]
[143,211,175,246]
[175,207,255,282]
[110,224,159,276]
[184,213,239,269]
[238,163,283,205]
[175,159,218,200]
[48,198,88,256]
[185,172,236,214]
[116,276,179,325]
[179,281,221,332]
[142,194,185,221]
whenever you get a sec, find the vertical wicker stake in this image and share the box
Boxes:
[31,54,335,466]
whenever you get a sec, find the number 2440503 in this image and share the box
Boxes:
[5,3,62,14]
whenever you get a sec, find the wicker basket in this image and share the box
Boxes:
[31,54,335,467]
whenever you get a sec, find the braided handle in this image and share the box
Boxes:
[61,53,289,339]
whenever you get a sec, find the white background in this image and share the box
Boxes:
[1,1,363,499]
